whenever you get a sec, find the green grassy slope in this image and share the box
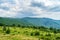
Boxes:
[0,26,60,40]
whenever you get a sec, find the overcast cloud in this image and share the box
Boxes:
[0,0,60,20]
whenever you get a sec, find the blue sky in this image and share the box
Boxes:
[0,0,60,20]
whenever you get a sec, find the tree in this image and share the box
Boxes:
[31,32,34,36]
[12,24,15,26]
[0,23,4,26]
[49,27,53,30]
[18,24,20,27]
[53,28,57,34]
[6,27,10,34]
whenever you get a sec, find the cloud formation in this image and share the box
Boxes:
[0,0,60,20]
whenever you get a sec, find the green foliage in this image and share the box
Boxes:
[17,24,21,27]
[6,27,10,34]
[2,26,6,32]
[34,31,40,36]
[31,32,34,36]
[56,37,60,40]
[44,37,51,40]
[12,24,15,26]
[0,23,4,26]
[0,24,60,40]
[45,33,51,36]
[49,27,53,30]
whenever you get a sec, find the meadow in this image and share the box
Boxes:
[0,26,60,40]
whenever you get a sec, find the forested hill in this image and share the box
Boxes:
[0,17,33,26]
[0,17,60,28]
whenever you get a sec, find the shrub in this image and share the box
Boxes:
[49,27,53,30]
[18,24,20,27]
[31,32,34,36]
[54,30,57,34]
[45,33,51,36]
[12,24,15,26]
[56,37,60,40]
[34,31,40,36]
[30,31,40,36]
[6,27,10,34]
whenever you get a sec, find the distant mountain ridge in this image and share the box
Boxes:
[21,17,60,28]
[0,17,33,26]
[0,17,60,28]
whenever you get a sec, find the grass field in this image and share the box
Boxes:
[0,26,60,40]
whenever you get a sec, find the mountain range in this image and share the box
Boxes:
[0,17,60,28]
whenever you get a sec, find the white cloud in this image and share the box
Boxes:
[0,9,17,17]
[34,0,60,6]
[0,0,22,17]
[30,12,60,20]
[0,0,60,20]
[0,0,32,18]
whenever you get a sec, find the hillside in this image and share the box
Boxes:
[0,25,60,40]
[0,17,60,40]
[0,17,60,28]
[0,17,33,26]
[21,17,60,28]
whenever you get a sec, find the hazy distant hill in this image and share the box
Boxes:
[0,17,33,26]
[0,17,60,28]
[21,17,60,28]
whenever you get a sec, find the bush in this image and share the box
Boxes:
[6,27,10,34]
[31,32,34,36]
[34,31,40,36]
[30,31,40,36]
[56,37,60,40]
[12,24,15,26]
[54,30,57,34]
[18,24,20,27]
[45,33,51,36]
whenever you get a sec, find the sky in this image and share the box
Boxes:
[0,0,60,20]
